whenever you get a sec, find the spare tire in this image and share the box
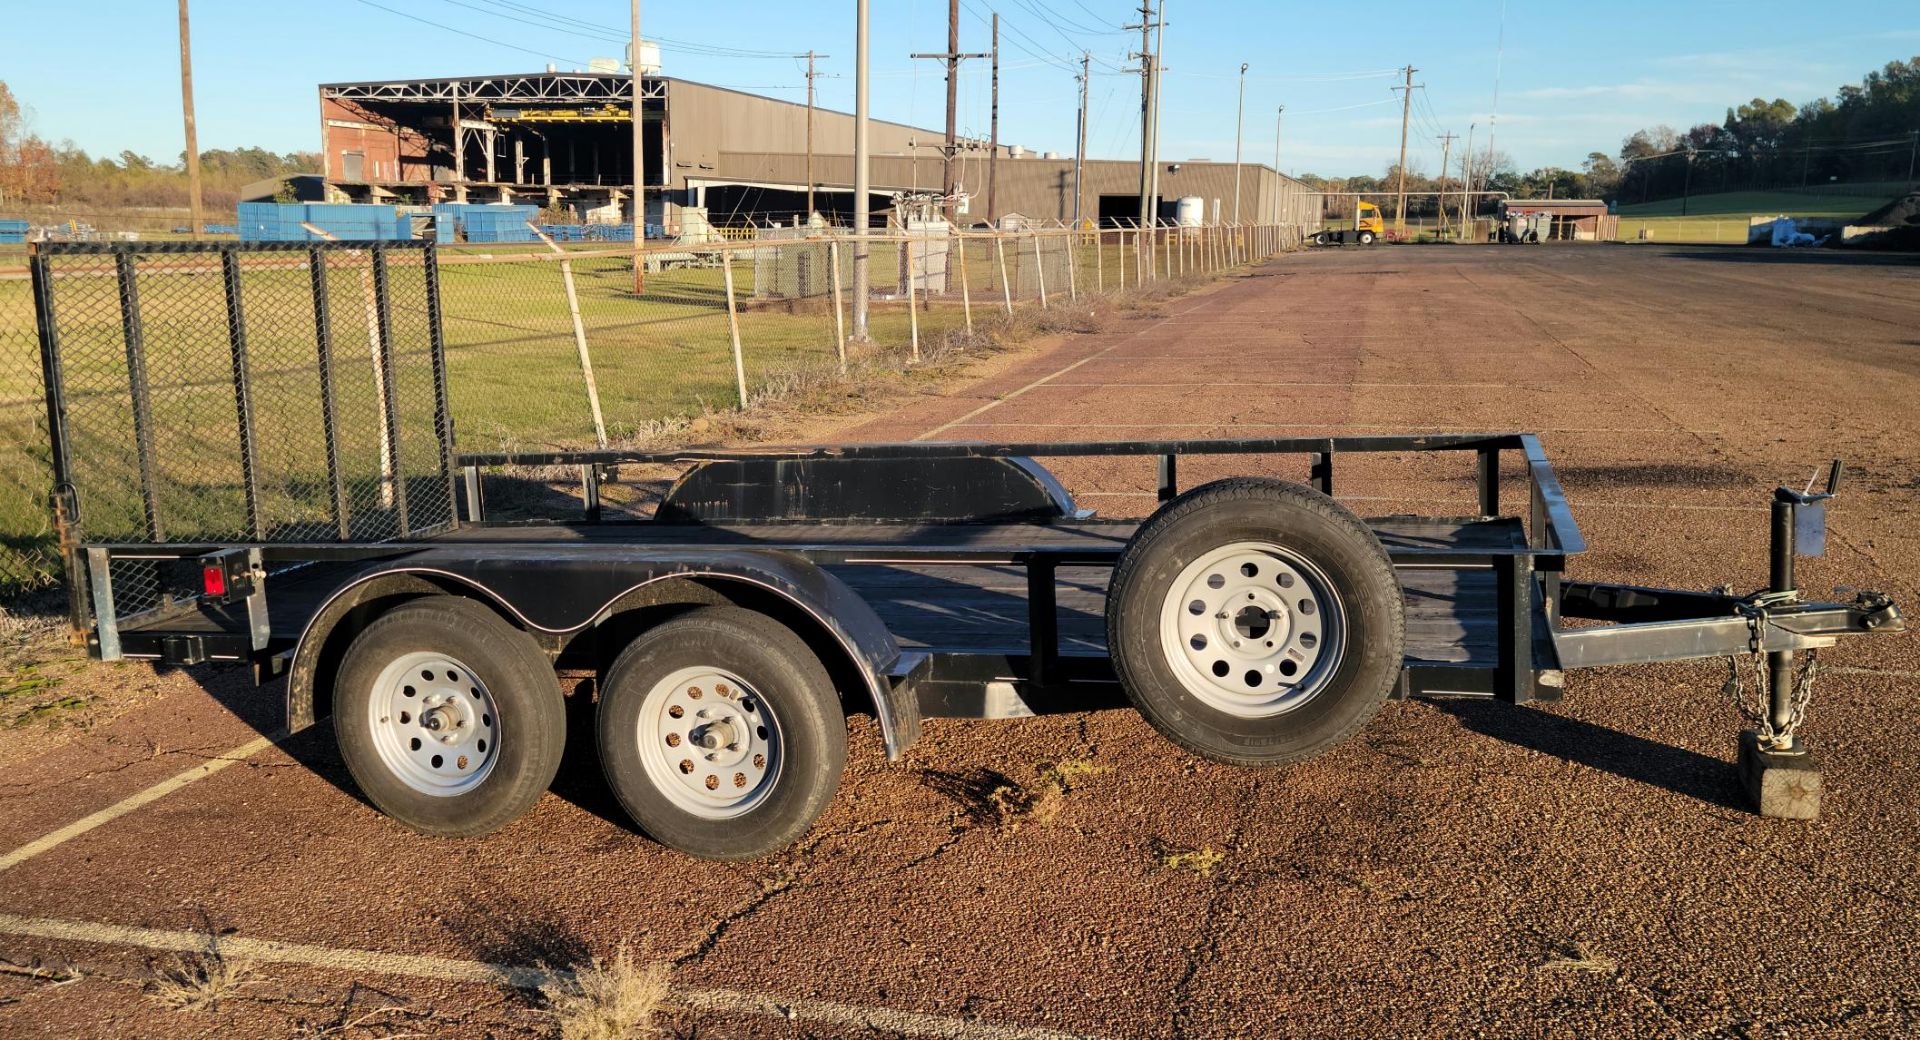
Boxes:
[1106,478,1404,765]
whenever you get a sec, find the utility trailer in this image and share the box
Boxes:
[29,241,1904,858]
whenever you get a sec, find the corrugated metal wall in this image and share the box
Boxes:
[710,151,1319,228]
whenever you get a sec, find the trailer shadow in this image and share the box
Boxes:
[177,665,640,833]
[1433,699,1746,811]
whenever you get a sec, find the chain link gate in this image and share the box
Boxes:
[30,241,457,624]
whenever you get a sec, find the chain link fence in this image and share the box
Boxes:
[1,222,1304,600]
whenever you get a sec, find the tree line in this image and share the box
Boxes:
[1292,54,1917,214]
[1,80,318,215]
[1615,56,1917,204]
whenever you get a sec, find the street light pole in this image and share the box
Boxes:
[1232,62,1247,225]
[852,0,871,341]
[1273,105,1283,172]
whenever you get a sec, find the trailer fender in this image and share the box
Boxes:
[286,548,917,759]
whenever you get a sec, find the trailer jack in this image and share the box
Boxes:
[1549,461,1903,819]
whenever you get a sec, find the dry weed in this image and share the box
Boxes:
[148,945,254,1012]
[1540,941,1618,975]
[1162,846,1227,876]
[541,945,671,1040]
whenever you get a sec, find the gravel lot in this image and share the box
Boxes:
[1,243,1915,1038]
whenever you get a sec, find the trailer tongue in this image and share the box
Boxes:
[29,241,1904,859]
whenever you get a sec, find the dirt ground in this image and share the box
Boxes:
[1,242,1917,1039]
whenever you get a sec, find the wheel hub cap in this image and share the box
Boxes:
[1160,541,1346,717]
[367,652,500,797]
[637,667,781,820]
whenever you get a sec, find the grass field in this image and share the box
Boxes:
[1610,184,1911,243]
[0,231,1160,586]
[1615,186,1903,219]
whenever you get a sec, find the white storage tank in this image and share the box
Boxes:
[625,39,662,75]
[1175,196,1205,227]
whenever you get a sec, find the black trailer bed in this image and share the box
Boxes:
[120,515,1513,675]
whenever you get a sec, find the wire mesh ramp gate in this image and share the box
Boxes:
[29,239,457,632]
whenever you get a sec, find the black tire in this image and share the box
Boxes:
[1106,478,1405,766]
[1313,232,1328,246]
[333,597,565,837]
[1358,230,1377,245]
[597,606,847,860]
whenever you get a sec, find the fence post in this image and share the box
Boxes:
[829,237,848,373]
[356,257,398,510]
[529,223,608,448]
[953,230,973,336]
[303,222,397,510]
[1066,230,1079,302]
[1032,231,1049,309]
[906,234,921,361]
[719,248,749,408]
[1095,228,1104,292]
[995,234,1014,316]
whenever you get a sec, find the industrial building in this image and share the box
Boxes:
[316,69,1316,233]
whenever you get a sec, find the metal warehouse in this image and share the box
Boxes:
[318,70,1315,231]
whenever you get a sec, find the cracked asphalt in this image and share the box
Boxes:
[1,243,1917,1038]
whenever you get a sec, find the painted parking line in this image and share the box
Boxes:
[913,298,1221,441]
[0,913,1105,1040]
[0,732,283,873]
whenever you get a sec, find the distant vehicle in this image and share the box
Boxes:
[1312,201,1383,246]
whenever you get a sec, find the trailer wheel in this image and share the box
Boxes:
[1358,230,1377,245]
[1107,478,1404,766]
[597,606,847,860]
[333,597,565,837]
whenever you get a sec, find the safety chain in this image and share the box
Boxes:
[1722,590,1821,747]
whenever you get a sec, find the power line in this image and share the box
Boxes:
[347,0,586,66]
[1287,97,1398,116]
[959,0,1077,72]
[457,0,801,59]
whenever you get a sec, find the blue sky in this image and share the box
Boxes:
[3,1,1916,177]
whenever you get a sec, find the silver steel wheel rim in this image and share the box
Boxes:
[367,651,501,797]
[1159,540,1347,718]
[637,666,782,821]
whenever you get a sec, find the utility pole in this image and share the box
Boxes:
[910,2,987,222]
[1074,52,1090,226]
[1127,2,1164,232]
[1392,65,1419,232]
[177,0,204,242]
[1462,122,1476,232]
[1232,62,1248,225]
[988,13,1000,225]
[1148,0,1167,222]
[853,0,871,340]
[629,0,644,292]
[802,50,829,222]
[1436,131,1456,236]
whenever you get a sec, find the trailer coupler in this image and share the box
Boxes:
[1550,462,1904,819]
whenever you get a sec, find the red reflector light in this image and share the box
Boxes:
[201,564,226,597]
